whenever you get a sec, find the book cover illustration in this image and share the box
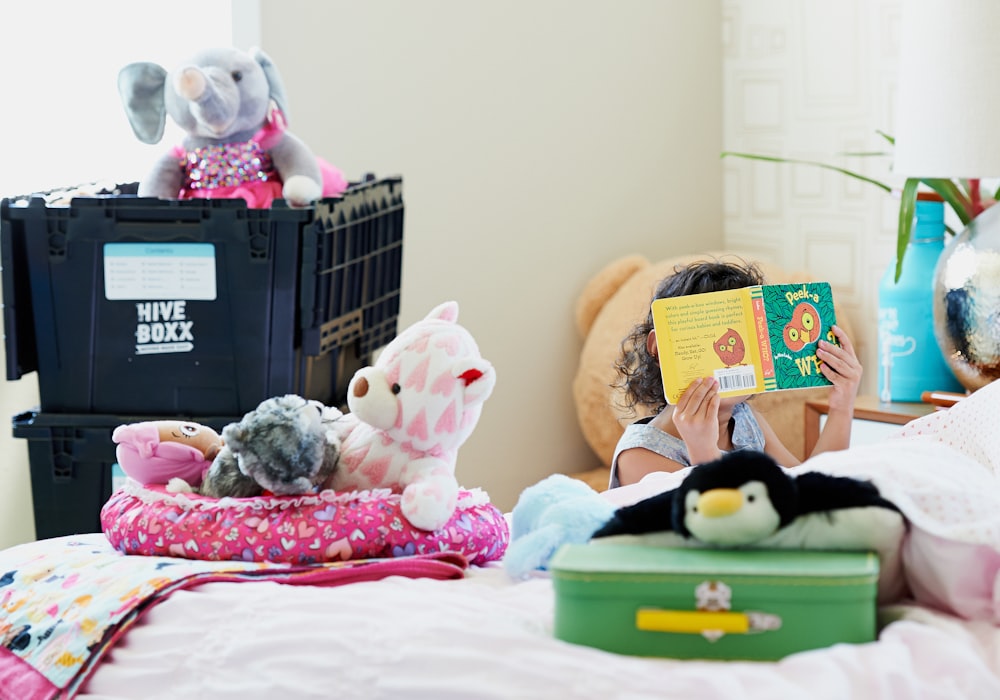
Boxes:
[651,282,838,405]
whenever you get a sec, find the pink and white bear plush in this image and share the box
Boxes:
[324,301,496,531]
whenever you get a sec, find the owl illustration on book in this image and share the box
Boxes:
[783,302,821,352]
[713,328,746,367]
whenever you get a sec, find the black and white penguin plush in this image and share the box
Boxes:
[592,450,903,548]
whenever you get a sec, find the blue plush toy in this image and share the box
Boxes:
[503,474,617,579]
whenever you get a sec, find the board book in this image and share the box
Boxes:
[651,282,838,405]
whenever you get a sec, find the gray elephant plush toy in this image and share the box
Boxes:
[118,46,347,208]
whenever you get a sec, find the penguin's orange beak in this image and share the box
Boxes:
[697,488,743,518]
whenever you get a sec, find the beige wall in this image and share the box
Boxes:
[248,1,725,513]
[1,1,915,548]
[0,1,722,548]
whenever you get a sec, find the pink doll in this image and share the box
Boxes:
[112,420,223,487]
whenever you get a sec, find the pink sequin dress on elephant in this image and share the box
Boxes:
[171,107,347,208]
[325,301,496,531]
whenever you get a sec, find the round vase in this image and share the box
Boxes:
[932,203,1000,391]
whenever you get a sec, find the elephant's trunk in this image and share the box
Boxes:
[173,65,239,138]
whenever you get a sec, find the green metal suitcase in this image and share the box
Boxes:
[550,542,879,661]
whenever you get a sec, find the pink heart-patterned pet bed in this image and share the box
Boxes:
[101,482,509,566]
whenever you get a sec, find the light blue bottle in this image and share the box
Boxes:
[878,198,963,402]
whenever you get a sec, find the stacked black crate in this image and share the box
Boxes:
[1,177,404,539]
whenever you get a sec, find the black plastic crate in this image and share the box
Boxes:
[12,410,240,540]
[1,177,403,416]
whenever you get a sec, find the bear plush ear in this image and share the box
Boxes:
[425,300,459,324]
[454,358,496,407]
[574,254,649,338]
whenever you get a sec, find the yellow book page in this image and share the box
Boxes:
[651,289,766,404]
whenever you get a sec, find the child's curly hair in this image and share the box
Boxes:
[613,257,766,416]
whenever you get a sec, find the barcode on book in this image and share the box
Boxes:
[714,366,758,392]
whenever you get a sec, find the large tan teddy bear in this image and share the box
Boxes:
[571,251,855,491]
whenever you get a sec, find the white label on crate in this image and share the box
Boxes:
[103,243,217,300]
[133,300,195,355]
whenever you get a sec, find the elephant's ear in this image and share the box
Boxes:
[250,47,290,121]
[118,62,168,144]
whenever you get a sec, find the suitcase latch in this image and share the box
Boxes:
[634,580,783,642]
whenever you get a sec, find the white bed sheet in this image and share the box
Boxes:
[79,563,1000,700]
[75,381,1000,698]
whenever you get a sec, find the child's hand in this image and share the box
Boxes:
[817,324,862,413]
[674,377,722,464]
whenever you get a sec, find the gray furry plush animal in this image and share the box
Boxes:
[198,394,343,498]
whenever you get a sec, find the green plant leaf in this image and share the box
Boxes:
[895,179,920,282]
[840,150,892,157]
[920,179,973,224]
[720,152,893,193]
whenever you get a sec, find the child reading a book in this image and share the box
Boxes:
[608,258,862,489]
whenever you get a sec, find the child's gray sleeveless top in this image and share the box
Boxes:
[608,402,766,489]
